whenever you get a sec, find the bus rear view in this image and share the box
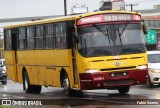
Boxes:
[75,12,148,94]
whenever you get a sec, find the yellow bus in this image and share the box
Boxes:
[4,10,148,96]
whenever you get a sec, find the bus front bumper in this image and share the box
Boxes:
[79,69,148,90]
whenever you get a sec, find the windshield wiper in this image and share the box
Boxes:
[118,21,130,37]
[117,21,130,45]
[92,24,111,46]
[92,24,109,36]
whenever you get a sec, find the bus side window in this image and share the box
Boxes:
[55,22,66,49]
[11,28,18,50]
[26,26,35,49]
[4,29,12,50]
[36,25,44,49]
[45,24,55,49]
[18,27,26,50]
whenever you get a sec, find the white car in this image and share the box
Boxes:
[147,51,160,87]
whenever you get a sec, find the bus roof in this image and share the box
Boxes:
[4,10,140,29]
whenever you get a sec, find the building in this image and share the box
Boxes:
[138,6,160,51]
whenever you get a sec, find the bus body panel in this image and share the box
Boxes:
[25,66,38,85]
[35,50,55,86]
[16,50,39,85]
[17,66,23,83]
[4,51,17,82]
[54,49,70,66]
[35,50,55,65]
[17,49,72,87]
[88,54,147,72]
[17,50,36,65]
[37,66,47,86]
[15,49,75,88]
[54,49,71,87]
[46,68,55,86]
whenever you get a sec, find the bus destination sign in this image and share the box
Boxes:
[104,14,141,21]
[77,15,104,25]
[104,14,131,21]
[77,14,141,25]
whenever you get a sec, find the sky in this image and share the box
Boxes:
[0,0,160,19]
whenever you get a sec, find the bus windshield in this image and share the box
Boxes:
[77,23,146,57]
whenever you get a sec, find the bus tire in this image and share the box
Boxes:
[118,86,130,94]
[62,74,72,96]
[23,71,33,93]
[32,85,42,94]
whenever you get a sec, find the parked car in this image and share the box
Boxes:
[147,51,160,87]
[0,59,7,85]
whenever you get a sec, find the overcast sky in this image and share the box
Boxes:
[0,0,160,19]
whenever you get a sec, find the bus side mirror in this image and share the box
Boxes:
[143,24,147,34]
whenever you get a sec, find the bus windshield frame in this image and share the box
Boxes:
[77,21,146,57]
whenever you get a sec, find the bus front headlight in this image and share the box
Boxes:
[137,65,147,70]
[85,69,99,73]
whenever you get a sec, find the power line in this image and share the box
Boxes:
[126,3,138,11]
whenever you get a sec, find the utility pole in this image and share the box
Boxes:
[126,3,138,11]
[64,0,67,16]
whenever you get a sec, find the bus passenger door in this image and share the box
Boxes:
[5,29,18,82]
[71,29,79,84]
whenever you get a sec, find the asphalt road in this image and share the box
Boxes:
[0,80,160,108]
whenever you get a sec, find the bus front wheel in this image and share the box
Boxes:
[62,74,72,96]
[118,86,130,94]
[23,71,41,94]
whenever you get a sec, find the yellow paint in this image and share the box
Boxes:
[4,10,146,91]
[76,52,148,74]
[4,51,17,82]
